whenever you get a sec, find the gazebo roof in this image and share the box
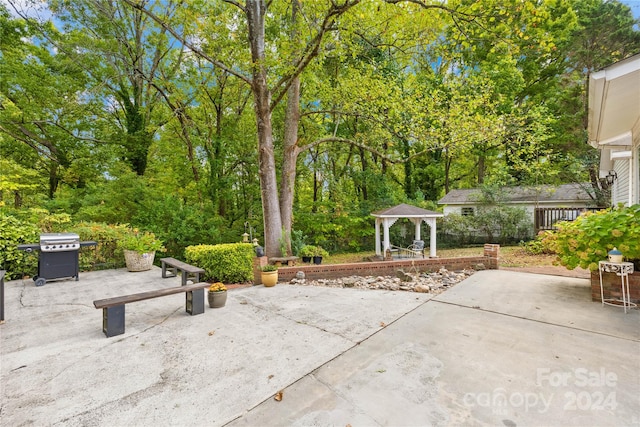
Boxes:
[371,203,443,218]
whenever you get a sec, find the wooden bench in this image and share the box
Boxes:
[269,256,299,266]
[160,257,206,286]
[93,282,210,337]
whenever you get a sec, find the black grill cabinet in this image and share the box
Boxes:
[17,233,96,286]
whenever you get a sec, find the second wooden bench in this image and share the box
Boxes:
[160,257,206,286]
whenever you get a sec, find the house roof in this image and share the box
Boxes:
[371,203,443,218]
[588,53,640,149]
[438,183,594,205]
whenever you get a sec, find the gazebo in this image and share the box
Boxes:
[371,203,444,258]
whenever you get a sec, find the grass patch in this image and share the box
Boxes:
[324,245,557,268]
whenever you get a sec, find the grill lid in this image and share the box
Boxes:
[40,233,80,252]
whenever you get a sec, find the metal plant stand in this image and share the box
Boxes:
[599,261,636,313]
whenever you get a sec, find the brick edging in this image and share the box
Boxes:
[253,244,500,284]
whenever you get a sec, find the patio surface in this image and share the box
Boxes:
[1,268,638,426]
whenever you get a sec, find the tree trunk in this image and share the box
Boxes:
[279,0,301,257]
[477,153,485,185]
[247,0,283,257]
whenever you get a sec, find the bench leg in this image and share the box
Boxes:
[182,272,201,286]
[186,289,204,315]
[161,261,168,278]
[103,305,125,337]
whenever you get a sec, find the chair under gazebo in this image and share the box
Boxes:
[371,203,444,259]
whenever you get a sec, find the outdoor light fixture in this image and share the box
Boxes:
[243,221,257,244]
[605,170,617,186]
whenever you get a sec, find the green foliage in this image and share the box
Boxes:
[298,245,316,257]
[68,222,130,271]
[2,0,638,259]
[297,244,328,258]
[294,208,374,253]
[474,205,533,243]
[440,214,475,246]
[290,229,307,257]
[543,205,640,271]
[313,246,329,258]
[0,213,39,279]
[279,227,288,256]
[117,227,166,254]
[519,232,554,255]
[185,243,254,283]
[132,195,225,259]
[441,206,533,246]
[260,264,278,272]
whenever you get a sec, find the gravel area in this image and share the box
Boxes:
[287,267,475,294]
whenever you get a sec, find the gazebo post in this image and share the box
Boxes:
[413,219,421,241]
[375,219,381,256]
[429,219,437,257]
[383,219,391,253]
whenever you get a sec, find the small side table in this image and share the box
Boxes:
[598,261,636,313]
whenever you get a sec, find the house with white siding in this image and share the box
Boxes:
[588,54,640,206]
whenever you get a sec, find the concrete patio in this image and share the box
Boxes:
[1,267,638,426]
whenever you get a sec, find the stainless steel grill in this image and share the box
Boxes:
[18,233,96,286]
[40,233,80,252]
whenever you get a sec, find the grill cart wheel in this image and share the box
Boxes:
[34,277,46,287]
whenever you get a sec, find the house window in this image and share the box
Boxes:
[461,207,474,216]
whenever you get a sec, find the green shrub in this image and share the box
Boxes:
[68,222,130,270]
[132,195,224,258]
[185,243,254,283]
[298,245,316,257]
[0,214,39,279]
[520,231,555,255]
[291,230,307,257]
[543,205,640,271]
[440,207,533,246]
[473,206,533,243]
[117,228,166,254]
[440,214,474,246]
[313,246,329,258]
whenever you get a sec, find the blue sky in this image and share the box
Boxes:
[622,0,640,18]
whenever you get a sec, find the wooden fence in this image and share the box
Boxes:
[534,207,600,233]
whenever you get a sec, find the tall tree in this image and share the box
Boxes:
[49,0,184,175]
[122,0,366,256]
[0,5,98,199]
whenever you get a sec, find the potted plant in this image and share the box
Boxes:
[260,264,278,287]
[298,245,315,263]
[118,228,166,272]
[313,246,329,265]
[208,282,227,308]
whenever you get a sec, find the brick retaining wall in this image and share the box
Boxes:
[254,244,499,284]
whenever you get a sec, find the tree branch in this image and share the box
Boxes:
[270,0,362,111]
[120,0,252,85]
